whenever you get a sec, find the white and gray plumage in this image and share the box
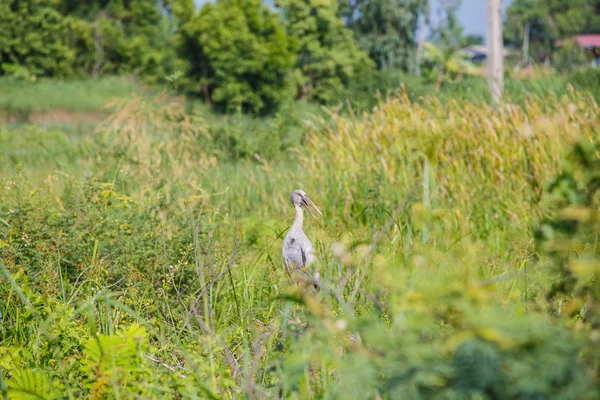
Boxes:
[282,189,322,283]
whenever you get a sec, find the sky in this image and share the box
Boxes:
[458,0,512,39]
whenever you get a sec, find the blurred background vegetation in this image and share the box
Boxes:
[0,0,599,115]
[3,0,600,399]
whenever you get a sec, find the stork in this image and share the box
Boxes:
[282,190,323,286]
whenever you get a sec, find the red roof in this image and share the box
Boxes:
[555,34,600,48]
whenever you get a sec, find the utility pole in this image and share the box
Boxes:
[487,0,503,104]
[522,21,530,66]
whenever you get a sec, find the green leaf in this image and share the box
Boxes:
[6,369,55,400]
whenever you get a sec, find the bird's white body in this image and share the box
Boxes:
[282,190,322,281]
[282,204,317,271]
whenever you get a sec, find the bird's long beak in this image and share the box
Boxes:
[302,195,323,221]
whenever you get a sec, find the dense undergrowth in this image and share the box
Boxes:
[1,83,600,398]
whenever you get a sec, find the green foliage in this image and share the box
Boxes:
[553,42,591,73]
[421,42,478,89]
[339,0,426,70]
[167,0,196,24]
[5,368,59,400]
[420,0,478,90]
[328,294,594,399]
[178,0,296,113]
[336,69,418,112]
[460,34,484,47]
[82,323,150,397]
[205,100,321,160]
[62,0,178,79]
[428,0,463,49]
[532,137,600,387]
[0,0,74,77]
[277,0,374,104]
[0,0,178,81]
[505,0,600,61]
[337,70,584,115]
[536,138,600,328]
[568,68,600,102]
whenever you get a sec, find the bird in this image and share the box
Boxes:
[282,189,323,287]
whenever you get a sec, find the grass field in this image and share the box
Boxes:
[1,76,600,399]
[0,76,143,113]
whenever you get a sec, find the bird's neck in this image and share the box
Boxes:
[293,204,304,229]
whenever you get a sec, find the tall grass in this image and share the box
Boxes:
[338,69,577,114]
[302,88,598,232]
[1,87,600,398]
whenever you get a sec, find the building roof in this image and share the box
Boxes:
[555,34,600,48]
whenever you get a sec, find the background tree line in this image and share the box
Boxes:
[0,0,432,113]
[1,0,599,113]
[504,0,600,63]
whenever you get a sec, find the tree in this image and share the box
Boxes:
[504,0,600,62]
[57,0,176,79]
[428,0,485,49]
[178,0,296,113]
[419,0,477,87]
[339,0,426,71]
[429,0,463,49]
[421,42,477,89]
[277,0,373,103]
[461,34,484,47]
[0,0,74,77]
[166,0,196,24]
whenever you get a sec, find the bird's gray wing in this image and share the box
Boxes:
[300,246,307,267]
[283,235,309,269]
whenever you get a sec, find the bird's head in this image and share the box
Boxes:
[290,189,323,220]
